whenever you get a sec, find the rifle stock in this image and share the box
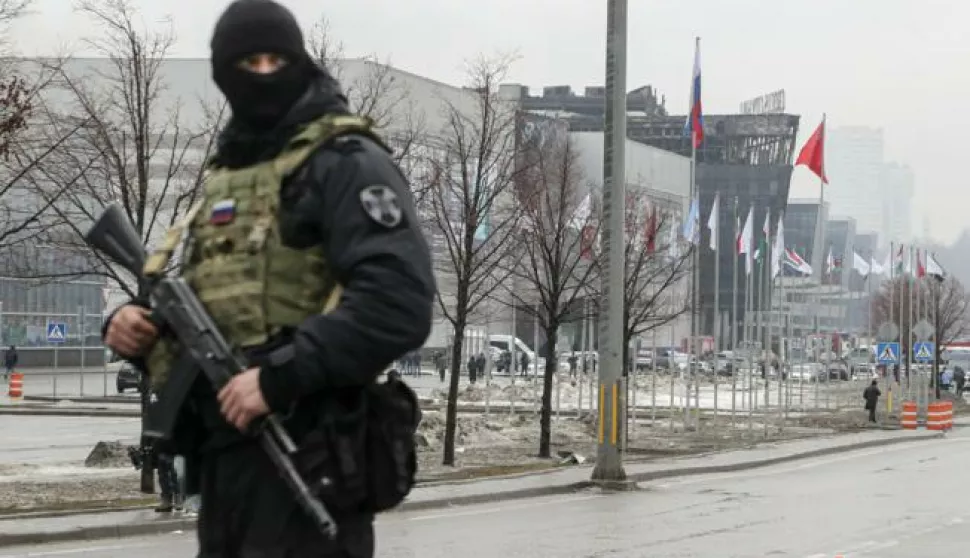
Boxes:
[84,202,338,539]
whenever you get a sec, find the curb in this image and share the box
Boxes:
[0,431,942,548]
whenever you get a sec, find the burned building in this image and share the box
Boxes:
[503,84,801,344]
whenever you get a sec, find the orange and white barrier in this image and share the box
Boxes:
[900,401,918,430]
[7,372,23,398]
[927,401,953,431]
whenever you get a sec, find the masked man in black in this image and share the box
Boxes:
[101,1,434,556]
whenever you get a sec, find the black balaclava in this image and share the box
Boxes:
[210,0,313,129]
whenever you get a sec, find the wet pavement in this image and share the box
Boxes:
[0,427,963,557]
[0,415,138,466]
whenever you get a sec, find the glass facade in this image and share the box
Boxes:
[0,243,106,347]
[697,164,794,338]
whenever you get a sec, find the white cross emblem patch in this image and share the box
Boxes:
[359,185,402,228]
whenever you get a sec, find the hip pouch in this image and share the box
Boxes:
[294,376,421,515]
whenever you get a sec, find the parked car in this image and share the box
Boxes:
[115,363,142,394]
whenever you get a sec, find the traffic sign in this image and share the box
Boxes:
[876,342,900,365]
[877,322,899,342]
[913,341,935,363]
[46,322,67,343]
[913,320,934,341]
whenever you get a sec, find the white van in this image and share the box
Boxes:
[487,334,545,373]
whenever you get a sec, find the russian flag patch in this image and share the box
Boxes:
[210,199,235,225]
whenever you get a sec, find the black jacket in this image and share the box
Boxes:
[104,71,435,448]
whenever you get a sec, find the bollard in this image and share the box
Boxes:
[8,372,23,398]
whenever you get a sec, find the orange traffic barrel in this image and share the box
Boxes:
[942,401,954,430]
[900,401,918,429]
[927,401,950,431]
[7,372,23,398]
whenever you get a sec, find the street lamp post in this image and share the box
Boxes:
[591,0,628,484]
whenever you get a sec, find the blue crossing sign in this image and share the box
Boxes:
[46,322,67,343]
[876,342,900,365]
[913,341,935,363]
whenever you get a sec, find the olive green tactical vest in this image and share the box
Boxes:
[142,115,382,390]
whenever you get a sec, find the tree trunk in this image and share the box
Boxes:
[442,318,466,466]
[538,322,559,458]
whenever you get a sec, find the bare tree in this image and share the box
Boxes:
[20,0,222,494]
[307,17,426,200]
[426,55,523,466]
[872,275,969,362]
[26,0,222,293]
[619,188,691,370]
[505,133,598,458]
[0,2,94,274]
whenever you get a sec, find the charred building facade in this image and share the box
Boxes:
[503,83,801,344]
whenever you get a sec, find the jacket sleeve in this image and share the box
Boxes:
[101,298,151,371]
[258,135,435,411]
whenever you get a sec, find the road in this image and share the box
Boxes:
[0,415,138,466]
[1,430,967,557]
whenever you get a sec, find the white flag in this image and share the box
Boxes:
[771,214,784,278]
[706,194,719,251]
[737,206,754,276]
[682,196,700,245]
[870,255,885,275]
[852,252,870,277]
[926,253,946,280]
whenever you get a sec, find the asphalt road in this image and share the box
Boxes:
[0,415,138,466]
[1,429,967,557]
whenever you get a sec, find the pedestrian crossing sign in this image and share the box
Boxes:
[46,322,67,343]
[876,342,900,365]
[913,341,935,363]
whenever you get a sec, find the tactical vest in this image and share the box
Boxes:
[142,115,382,390]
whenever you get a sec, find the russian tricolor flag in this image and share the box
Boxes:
[684,37,704,149]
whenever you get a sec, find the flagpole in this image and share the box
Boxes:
[907,245,914,401]
[746,245,754,433]
[762,217,771,438]
[731,196,739,427]
[712,194,720,426]
[896,244,904,398]
[887,241,895,414]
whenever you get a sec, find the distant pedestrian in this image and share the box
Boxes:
[154,445,183,512]
[3,345,17,380]
[954,366,966,396]
[863,380,881,423]
[568,354,578,378]
[435,351,446,383]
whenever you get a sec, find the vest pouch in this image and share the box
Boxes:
[362,377,421,513]
[293,392,369,515]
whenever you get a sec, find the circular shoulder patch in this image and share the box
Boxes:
[359,184,403,228]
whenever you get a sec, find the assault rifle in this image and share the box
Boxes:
[85,203,338,539]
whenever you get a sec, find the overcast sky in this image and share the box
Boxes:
[10,0,967,243]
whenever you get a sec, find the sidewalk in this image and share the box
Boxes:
[0,428,941,547]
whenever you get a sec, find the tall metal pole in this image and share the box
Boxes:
[712,194,720,425]
[592,0,628,483]
[731,197,739,427]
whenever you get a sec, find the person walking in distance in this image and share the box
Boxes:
[863,379,881,424]
[4,346,17,380]
[101,1,434,555]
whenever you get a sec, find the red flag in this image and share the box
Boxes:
[645,206,658,253]
[796,119,828,184]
